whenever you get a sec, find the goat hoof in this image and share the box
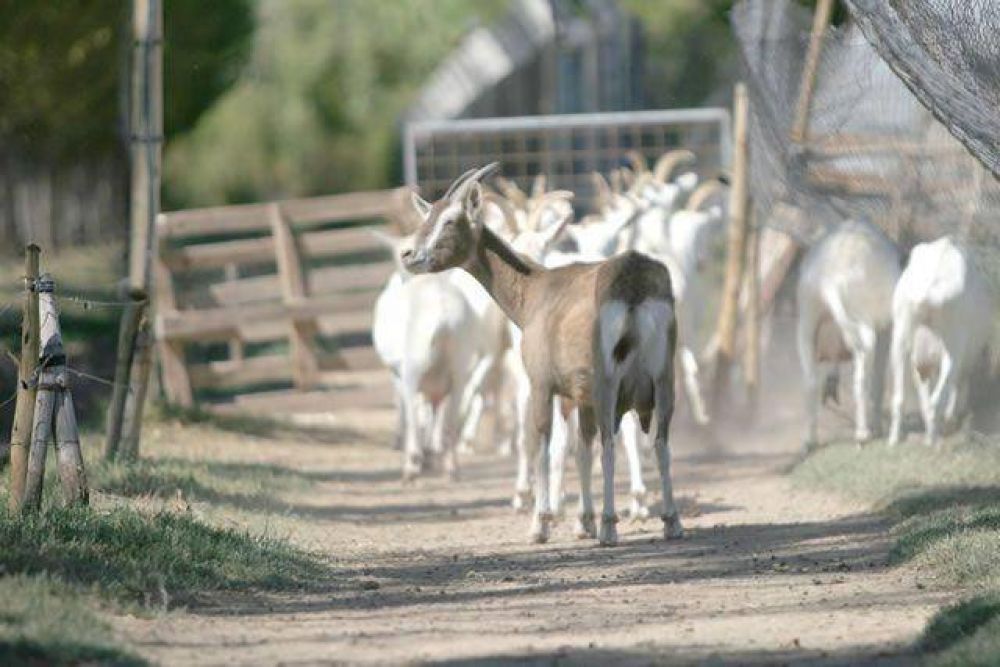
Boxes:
[663,513,684,540]
[530,513,552,544]
[402,459,422,482]
[574,512,597,539]
[628,492,649,521]
[512,490,533,513]
[598,514,619,546]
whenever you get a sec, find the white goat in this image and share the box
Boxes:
[796,220,901,448]
[372,229,502,478]
[888,236,994,446]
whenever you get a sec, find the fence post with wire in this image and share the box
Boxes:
[7,244,41,512]
[21,273,88,512]
[105,288,149,461]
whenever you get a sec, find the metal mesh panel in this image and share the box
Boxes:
[846,0,1000,179]
[403,109,731,212]
[732,0,1000,253]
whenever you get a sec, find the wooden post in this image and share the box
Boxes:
[269,203,320,388]
[104,289,148,460]
[153,230,194,407]
[8,245,41,512]
[744,206,761,412]
[119,315,153,461]
[21,274,88,512]
[790,0,834,143]
[712,82,751,405]
[119,0,163,456]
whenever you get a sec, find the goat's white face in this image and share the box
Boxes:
[402,191,482,274]
[401,164,498,274]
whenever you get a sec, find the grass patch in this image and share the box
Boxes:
[0,505,327,608]
[792,436,1000,505]
[92,456,311,508]
[791,436,1000,664]
[0,574,145,666]
[922,594,1000,666]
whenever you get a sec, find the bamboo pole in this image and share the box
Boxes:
[744,206,761,412]
[104,289,148,460]
[8,245,41,513]
[21,274,88,511]
[120,0,163,460]
[712,83,751,405]
[790,0,835,143]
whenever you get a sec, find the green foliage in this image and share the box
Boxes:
[0,574,145,666]
[622,0,737,108]
[164,0,254,138]
[0,1,252,160]
[0,2,126,158]
[0,505,327,607]
[163,0,507,207]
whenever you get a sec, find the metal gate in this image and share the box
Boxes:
[403,108,732,210]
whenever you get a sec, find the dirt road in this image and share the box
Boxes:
[114,404,952,665]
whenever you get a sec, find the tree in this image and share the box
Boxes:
[163,0,506,207]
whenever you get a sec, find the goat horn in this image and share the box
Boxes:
[629,171,653,197]
[621,166,636,189]
[484,191,521,235]
[443,167,478,200]
[526,190,575,232]
[542,209,574,252]
[685,179,726,212]
[530,174,547,199]
[610,168,623,195]
[591,171,612,211]
[625,150,648,174]
[653,149,697,183]
[495,176,528,208]
[450,162,500,202]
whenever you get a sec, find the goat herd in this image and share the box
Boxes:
[371,151,995,548]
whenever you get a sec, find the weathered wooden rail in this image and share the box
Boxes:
[154,188,412,413]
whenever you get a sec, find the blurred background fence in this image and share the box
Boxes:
[404,108,731,209]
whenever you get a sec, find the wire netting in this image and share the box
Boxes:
[732,0,1000,255]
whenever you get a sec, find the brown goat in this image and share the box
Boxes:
[401,164,682,546]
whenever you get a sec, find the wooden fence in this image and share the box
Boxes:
[154,188,413,414]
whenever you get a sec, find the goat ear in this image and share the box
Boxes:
[410,191,432,219]
[463,182,484,224]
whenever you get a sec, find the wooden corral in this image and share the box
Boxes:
[154,188,413,415]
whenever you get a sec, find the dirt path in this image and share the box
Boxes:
[114,405,953,665]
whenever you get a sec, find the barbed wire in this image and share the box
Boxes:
[66,365,127,391]
[60,294,140,310]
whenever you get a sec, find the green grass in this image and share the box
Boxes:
[93,456,310,508]
[791,435,1000,664]
[0,505,327,608]
[0,574,145,666]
